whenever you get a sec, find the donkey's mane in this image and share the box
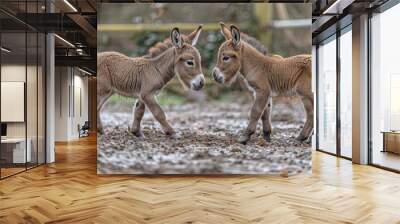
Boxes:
[144,34,189,59]
[145,39,174,58]
[145,32,268,59]
[240,32,268,55]
[240,41,276,65]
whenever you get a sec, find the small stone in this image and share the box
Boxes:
[256,138,268,147]
[98,101,311,175]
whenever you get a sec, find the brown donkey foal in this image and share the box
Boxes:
[97,27,204,137]
[212,23,313,144]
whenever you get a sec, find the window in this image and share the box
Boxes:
[370,3,400,171]
[1,30,28,178]
[339,28,352,158]
[317,36,337,154]
[0,2,46,179]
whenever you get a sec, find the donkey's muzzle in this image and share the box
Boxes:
[191,74,205,91]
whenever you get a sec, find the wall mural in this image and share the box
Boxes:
[97,3,313,175]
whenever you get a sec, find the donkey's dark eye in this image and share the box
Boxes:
[185,60,194,66]
[223,56,230,62]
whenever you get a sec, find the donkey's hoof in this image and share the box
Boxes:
[169,132,181,139]
[130,127,144,138]
[238,135,250,145]
[263,131,271,142]
[132,131,144,138]
[164,129,177,137]
[296,135,308,142]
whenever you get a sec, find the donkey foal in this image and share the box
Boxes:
[212,23,313,144]
[97,27,204,137]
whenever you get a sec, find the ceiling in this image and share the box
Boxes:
[311,0,389,42]
[0,0,97,74]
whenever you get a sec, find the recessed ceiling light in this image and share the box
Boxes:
[54,34,75,48]
[322,0,354,15]
[78,67,93,76]
[63,0,78,12]
[1,47,11,53]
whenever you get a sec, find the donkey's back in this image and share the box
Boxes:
[267,54,311,97]
[284,54,311,69]
[98,52,150,98]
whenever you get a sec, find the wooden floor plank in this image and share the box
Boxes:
[0,135,400,223]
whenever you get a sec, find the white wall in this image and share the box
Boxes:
[1,82,25,122]
[1,63,46,164]
[55,66,70,141]
[72,74,89,137]
[1,65,37,138]
[54,67,89,141]
[1,65,26,134]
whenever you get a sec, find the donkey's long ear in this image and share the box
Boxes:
[171,27,183,48]
[220,22,232,40]
[187,25,202,46]
[230,25,241,46]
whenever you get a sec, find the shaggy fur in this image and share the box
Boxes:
[212,23,313,144]
[97,27,204,136]
[144,26,203,58]
[146,24,274,94]
[146,25,268,58]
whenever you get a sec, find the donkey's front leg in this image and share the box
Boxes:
[261,97,272,142]
[130,100,145,137]
[141,94,175,136]
[238,91,269,144]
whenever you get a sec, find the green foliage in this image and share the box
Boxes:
[108,94,135,105]
[197,31,226,73]
[130,31,168,57]
[156,92,186,105]
[247,15,261,39]
[129,30,225,74]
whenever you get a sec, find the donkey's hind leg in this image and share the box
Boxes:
[97,90,113,134]
[130,100,145,137]
[297,94,314,142]
[261,97,272,142]
[295,66,314,142]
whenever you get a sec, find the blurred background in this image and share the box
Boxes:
[98,3,311,108]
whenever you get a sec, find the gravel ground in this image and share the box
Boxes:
[98,100,311,175]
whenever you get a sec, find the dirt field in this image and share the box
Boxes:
[98,98,311,175]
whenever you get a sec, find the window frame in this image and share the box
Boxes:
[315,20,353,161]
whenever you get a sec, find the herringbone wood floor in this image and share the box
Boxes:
[1,135,400,224]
